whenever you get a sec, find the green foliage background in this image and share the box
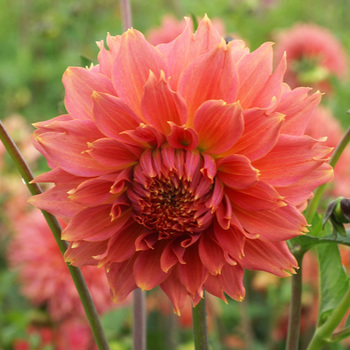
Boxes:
[1,0,350,125]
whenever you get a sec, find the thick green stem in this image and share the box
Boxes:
[192,293,209,350]
[307,288,350,349]
[286,252,304,350]
[133,288,146,350]
[306,125,350,221]
[0,122,110,350]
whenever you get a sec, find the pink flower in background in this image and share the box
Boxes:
[8,210,117,322]
[305,106,350,197]
[274,24,348,92]
[146,14,225,45]
[30,16,332,314]
[14,320,98,350]
[56,319,98,350]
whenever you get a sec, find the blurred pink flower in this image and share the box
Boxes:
[56,319,98,350]
[305,106,350,197]
[30,16,332,314]
[14,320,97,350]
[7,210,118,322]
[275,24,348,92]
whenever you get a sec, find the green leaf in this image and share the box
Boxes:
[309,213,330,237]
[316,243,350,325]
[289,213,350,254]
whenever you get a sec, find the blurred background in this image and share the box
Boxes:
[1,0,350,349]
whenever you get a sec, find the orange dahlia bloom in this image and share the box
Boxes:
[30,16,333,315]
[274,24,348,92]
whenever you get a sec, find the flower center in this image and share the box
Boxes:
[128,147,214,239]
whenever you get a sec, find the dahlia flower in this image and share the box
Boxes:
[8,210,117,321]
[274,24,348,92]
[30,16,333,314]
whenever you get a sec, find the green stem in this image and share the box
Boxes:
[285,252,304,350]
[307,288,350,349]
[301,124,350,349]
[120,2,148,348]
[306,125,350,221]
[120,0,132,31]
[0,122,110,350]
[133,288,146,350]
[192,292,209,350]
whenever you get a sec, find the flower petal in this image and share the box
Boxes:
[29,184,83,218]
[97,33,121,77]
[253,52,287,109]
[219,264,245,301]
[64,240,108,266]
[275,163,333,207]
[63,67,115,120]
[252,134,332,187]
[112,28,167,117]
[133,244,168,290]
[107,258,138,303]
[160,239,180,273]
[68,177,116,206]
[178,42,240,121]
[241,239,298,277]
[160,267,188,315]
[29,168,85,217]
[95,222,141,266]
[141,71,187,134]
[213,221,246,262]
[216,193,233,230]
[233,202,307,241]
[32,119,115,177]
[228,109,285,161]
[198,228,226,275]
[92,91,140,139]
[158,15,224,90]
[167,123,199,151]
[178,244,208,297]
[236,42,274,109]
[62,205,132,242]
[205,264,245,302]
[277,88,321,136]
[87,138,140,170]
[217,154,259,189]
[204,274,227,302]
[225,181,286,211]
[193,100,244,154]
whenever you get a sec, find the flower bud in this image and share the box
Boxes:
[323,197,350,237]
